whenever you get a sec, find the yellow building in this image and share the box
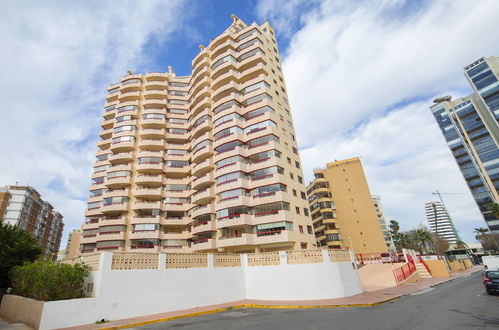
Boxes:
[307,158,389,254]
[79,15,316,254]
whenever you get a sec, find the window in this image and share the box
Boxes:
[287,157,291,164]
[244,106,274,120]
[295,161,300,169]
[292,189,297,196]
[292,147,298,155]
[304,208,309,217]
[301,192,306,200]
[301,243,307,249]
[290,173,294,180]
[298,176,303,184]
[299,225,304,233]
[249,166,283,180]
[307,225,313,234]
[295,207,300,214]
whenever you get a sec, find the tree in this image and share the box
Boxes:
[474,227,499,251]
[488,203,499,218]
[0,223,43,288]
[431,233,449,254]
[410,227,434,254]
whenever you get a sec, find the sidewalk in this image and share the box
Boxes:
[60,266,480,330]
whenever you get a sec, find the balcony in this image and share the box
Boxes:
[160,232,190,240]
[99,128,113,139]
[133,187,163,198]
[191,173,215,190]
[133,201,161,210]
[163,165,190,177]
[109,152,133,164]
[140,128,166,139]
[161,202,188,212]
[110,141,135,153]
[102,188,130,198]
[101,202,128,214]
[139,139,165,150]
[191,144,214,163]
[136,175,163,185]
[191,238,216,252]
[100,216,127,226]
[253,230,293,245]
[216,214,253,229]
[144,89,167,99]
[166,131,189,142]
[136,162,164,174]
[118,91,140,102]
[131,215,161,224]
[105,176,131,188]
[161,217,191,226]
[80,235,98,244]
[191,220,216,235]
[143,98,167,107]
[97,231,126,241]
[129,230,161,240]
[217,233,254,247]
[97,138,112,150]
[191,204,215,219]
[191,158,214,176]
[141,117,167,128]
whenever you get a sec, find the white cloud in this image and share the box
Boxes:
[0,1,188,244]
[257,0,499,242]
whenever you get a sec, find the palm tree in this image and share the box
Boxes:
[474,227,489,240]
[412,227,434,254]
[488,203,499,218]
[397,232,412,250]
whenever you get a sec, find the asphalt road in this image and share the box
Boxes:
[134,271,499,330]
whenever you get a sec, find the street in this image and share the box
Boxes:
[133,271,498,330]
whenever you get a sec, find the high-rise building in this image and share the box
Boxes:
[372,195,396,252]
[65,229,81,259]
[0,185,64,258]
[306,157,389,254]
[80,15,316,254]
[430,56,499,233]
[424,201,458,245]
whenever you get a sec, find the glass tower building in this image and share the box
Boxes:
[430,56,499,233]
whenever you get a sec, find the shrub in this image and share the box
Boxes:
[10,259,90,301]
[0,223,42,288]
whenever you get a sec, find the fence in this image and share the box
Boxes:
[392,260,417,283]
[356,253,382,264]
[61,249,353,270]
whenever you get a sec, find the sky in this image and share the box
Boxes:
[1,0,498,247]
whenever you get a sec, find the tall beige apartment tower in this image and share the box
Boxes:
[307,158,389,254]
[80,15,316,254]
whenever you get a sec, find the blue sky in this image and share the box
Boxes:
[1,0,499,246]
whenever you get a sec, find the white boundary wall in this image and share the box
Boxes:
[28,251,361,329]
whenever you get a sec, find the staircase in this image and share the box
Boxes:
[415,262,432,278]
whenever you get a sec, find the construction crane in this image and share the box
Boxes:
[431,190,466,242]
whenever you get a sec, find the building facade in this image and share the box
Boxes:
[424,201,458,245]
[0,185,64,258]
[65,229,81,259]
[306,158,389,254]
[80,15,316,254]
[372,195,396,252]
[430,56,499,233]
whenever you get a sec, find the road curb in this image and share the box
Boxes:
[99,297,403,329]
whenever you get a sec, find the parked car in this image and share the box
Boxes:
[483,270,499,295]
[381,253,392,263]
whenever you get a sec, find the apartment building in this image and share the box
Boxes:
[425,201,458,245]
[0,185,64,258]
[372,195,396,252]
[430,56,499,233]
[65,229,81,259]
[80,15,316,254]
[307,158,389,254]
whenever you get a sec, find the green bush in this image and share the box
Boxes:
[0,223,43,288]
[10,259,90,301]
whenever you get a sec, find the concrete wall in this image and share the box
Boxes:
[4,252,362,330]
[0,295,43,329]
[425,260,450,278]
